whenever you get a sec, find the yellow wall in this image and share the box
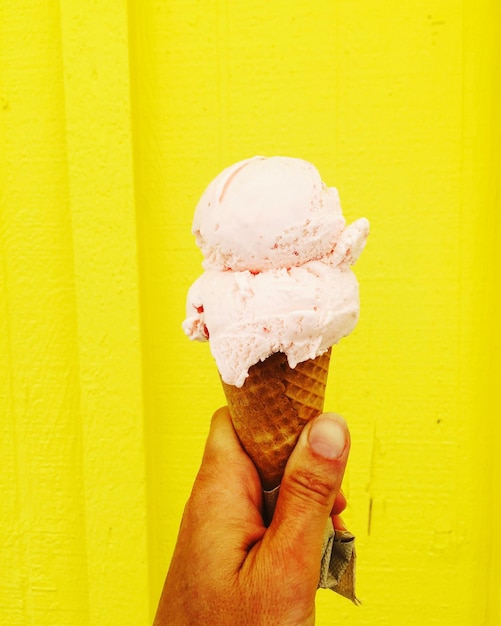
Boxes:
[1,1,499,624]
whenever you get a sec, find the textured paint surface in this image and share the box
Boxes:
[1,2,150,625]
[1,1,500,624]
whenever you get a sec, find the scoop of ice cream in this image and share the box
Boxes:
[193,156,347,272]
[183,156,369,387]
[184,259,361,387]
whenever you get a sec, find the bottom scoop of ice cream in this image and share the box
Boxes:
[183,254,362,387]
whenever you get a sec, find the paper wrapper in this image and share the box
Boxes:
[221,349,359,603]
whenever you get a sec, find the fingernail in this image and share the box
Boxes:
[308,414,347,460]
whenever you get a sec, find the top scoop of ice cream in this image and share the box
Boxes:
[193,156,347,272]
[183,156,369,387]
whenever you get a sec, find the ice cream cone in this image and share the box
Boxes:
[220,348,331,491]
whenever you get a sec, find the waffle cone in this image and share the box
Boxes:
[221,348,331,491]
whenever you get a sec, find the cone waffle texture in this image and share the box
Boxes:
[221,348,331,490]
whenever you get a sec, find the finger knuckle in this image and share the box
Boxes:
[286,466,336,508]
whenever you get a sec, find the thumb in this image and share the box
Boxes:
[268,413,350,570]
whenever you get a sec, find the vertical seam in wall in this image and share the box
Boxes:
[57,1,151,620]
[216,0,229,167]
[56,0,92,617]
[124,0,156,618]
[460,2,498,622]
[487,2,501,620]
[458,0,466,397]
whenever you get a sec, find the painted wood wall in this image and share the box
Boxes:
[1,1,500,624]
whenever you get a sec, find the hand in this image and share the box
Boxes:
[154,407,350,626]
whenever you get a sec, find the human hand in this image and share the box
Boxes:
[154,407,350,626]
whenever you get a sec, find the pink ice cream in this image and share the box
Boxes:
[183,156,369,388]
